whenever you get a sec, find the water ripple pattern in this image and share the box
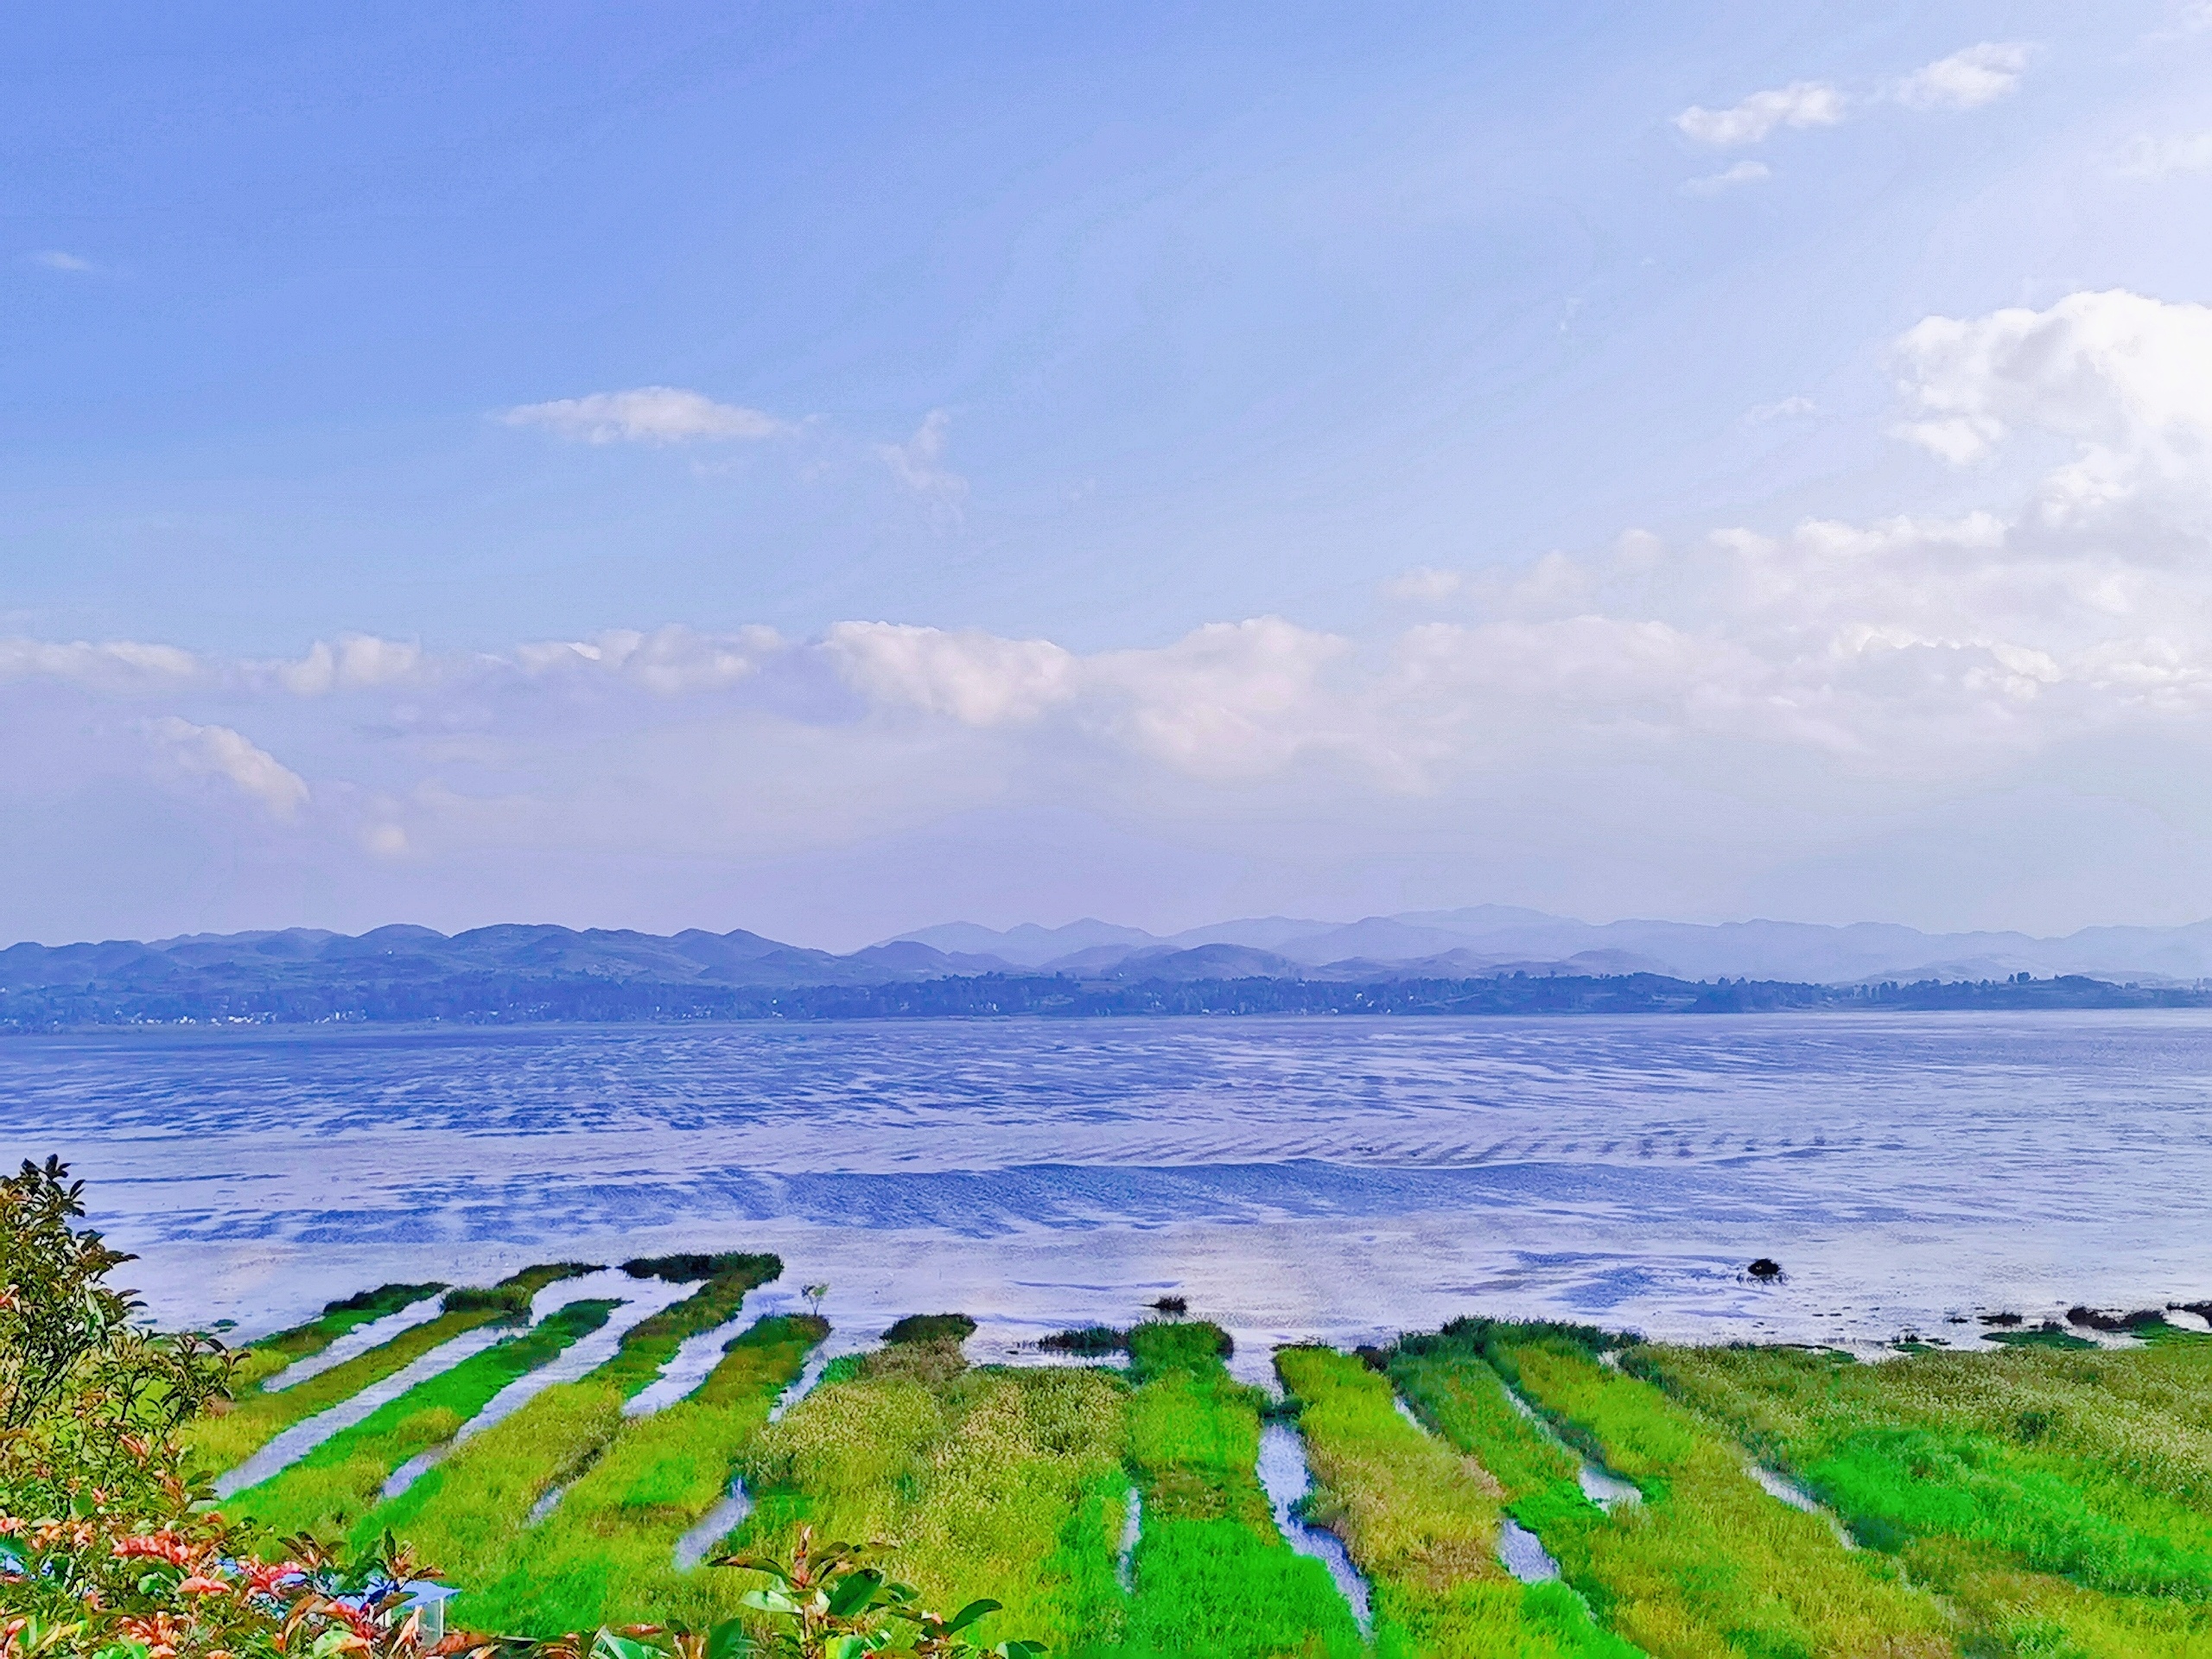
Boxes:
[18,1013,2212,1347]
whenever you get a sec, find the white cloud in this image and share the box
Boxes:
[502,386,789,444]
[276,635,426,695]
[147,717,309,821]
[1893,42,2034,111]
[2119,132,2212,176]
[1385,566,1467,602]
[1675,82,1844,147]
[824,621,1076,726]
[1891,289,2212,524]
[1681,160,1772,195]
[877,410,969,517]
[29,249,97,273]
[0,638,199,689]
[1749,396,1817,423]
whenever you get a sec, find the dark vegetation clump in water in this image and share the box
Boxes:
[1039,1325,1128,1355]
[1150,1294,1189,1314]
[1747,1258,1783,1280]
[621,1250,783,1284]
[882,1312,977,1345]
[443,1284,534,1317]
[2066,1304,2168,1333]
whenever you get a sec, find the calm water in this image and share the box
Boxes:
[9,1013,2212,1356]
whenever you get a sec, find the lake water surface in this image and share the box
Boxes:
[10,1012,2212,1357]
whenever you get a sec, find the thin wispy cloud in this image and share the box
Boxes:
[1748,396,1818,423]
[146,716,308,822]
[2119,131,2212,175]
[29,249,98,273]
[502,386,790,444]
[878,410,969,518]
[1675,81,1844,147]
[1681,160,1772,195]
[1893,42,2035,111]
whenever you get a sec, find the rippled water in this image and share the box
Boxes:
[11,1012,2212,1352]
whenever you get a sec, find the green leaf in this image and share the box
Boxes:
[706,1618,751,1659]
[945,1599,1001,1635]
[825,1567,887,1618]
[740,1589,799,1615]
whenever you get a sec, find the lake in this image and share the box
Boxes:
[10,1011,2212,1360]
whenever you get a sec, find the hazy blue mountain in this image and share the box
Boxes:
[893,918,1157,966]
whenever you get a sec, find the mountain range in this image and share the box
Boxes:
[5,906,2212,1004]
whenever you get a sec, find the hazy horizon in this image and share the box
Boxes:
[10,5,2212,946]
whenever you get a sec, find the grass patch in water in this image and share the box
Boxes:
[564,1334,1132,1655]
[1393,1319,1954,1657]
[224,1299,619,1537]
[224,1282,450,1393]
[432,1313,826,1635]
[1276,1345,1636,1658]
[1643,1337,2212,1652]
[884,1313,979,1345]
[185,1263,601,1479]
[1120,1321,1363,1659]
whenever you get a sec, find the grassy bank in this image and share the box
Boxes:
[186,1263,602,1480]
[225,1298,620,1536]
[1392,1320,1954,1657]
[427,1312,826,1635]
[1643,1330,2212,1654]
[1274,1345,1635,1657]
[1121,1321,1363,1659]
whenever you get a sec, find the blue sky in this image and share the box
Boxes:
[7,3,2212,945]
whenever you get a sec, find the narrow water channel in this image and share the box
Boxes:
[1116,1486,1142,1592]
[264,1294,450,1393]
[1254,1421,1374,1634]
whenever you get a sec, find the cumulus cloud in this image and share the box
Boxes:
[502,386,789,444]
[1891,289,2212,524]
[147,717,309,821]
[824,621,1076,725]
[20,288,2212,922]
[1893,42,2034,111]
[877,410,969,516]
[1675,82,1844,146]
[1681,160,1772,195]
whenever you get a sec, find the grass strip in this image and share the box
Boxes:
[226,1282,450,1394]
[442,1313,827,1636]
[225,1299,620,1538]
[1393,1319,1954,1658]
[188,1262,603,1479]
[1122,1321,1364,1659]
[1276,1346,1637,1658]
[1643,1337,2212,1652]
[556,1332,1133,1653]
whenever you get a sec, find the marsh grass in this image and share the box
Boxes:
[224,1299,618,1537]
[1643,1335,2212,1652]
[447,1313,827,1636]
[688,1338,1130,1656]
[185,1262,605,1478]
[226,1282,448,1393]
[1275,1345,1636,1658]
[1394,1321,1953,1657]
[1118,1322,1363,1659]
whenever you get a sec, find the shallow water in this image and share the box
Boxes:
[265,1293,448,1391]
[1255,1421,1373,1632]
[16,1012,2212,1349]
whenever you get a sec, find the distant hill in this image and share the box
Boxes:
[3,908,2209,1026]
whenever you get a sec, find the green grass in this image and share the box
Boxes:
[224,1299,620,1538]
[188,1262,606,1480]
[1392,1320,1955,1657]
[1275,1346,1637,1658]
[353,1260,789,1596]
[573,1333,1135,1655]
[224,1281,449,1394]
[1643,1334,2212,1654]
[446,1313,827,1637]
[1121,1321,1364,1659]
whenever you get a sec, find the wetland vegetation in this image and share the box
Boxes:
[22,1162,2212,1658]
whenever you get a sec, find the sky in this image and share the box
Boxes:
[6,3,2212,948]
